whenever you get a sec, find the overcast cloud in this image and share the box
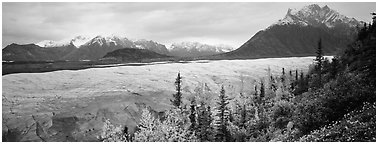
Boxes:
[2,2,376,48]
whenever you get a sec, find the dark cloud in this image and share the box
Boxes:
[2,2,375,48]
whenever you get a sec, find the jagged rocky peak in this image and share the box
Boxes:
[134,39,159,48]
[134,39,162,48]
[86,35,112,46]
[274,4,363,28]
[70,35,92,48]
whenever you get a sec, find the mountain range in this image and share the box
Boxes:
[3,35,233,61]
[3,4,364,62]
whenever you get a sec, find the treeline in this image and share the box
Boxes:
[97,14,376,142]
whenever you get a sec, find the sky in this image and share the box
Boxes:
[2,2,376,48]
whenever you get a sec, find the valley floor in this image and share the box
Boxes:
[2,56,324,141]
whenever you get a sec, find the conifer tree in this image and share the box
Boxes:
[239,104,247,128]
[281,68,286,83]
[358,23,369,40]
[214,85,231,142]
[134,108,159,142]
[233,93,248,130]
[196,101,213,141]
[160,109,198,142]
[206,105,214,140]
[259,80,265,98]
[254,85,258,98]
[189,97,197,131]
[314,38,324,87]
[289,70,292,77]
[98,119,129,142]
[330,57,339,79]
[315,39,324,71]
[171,72,182,108]
[294,71,308,95]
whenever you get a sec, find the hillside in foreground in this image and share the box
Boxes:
[93,16,374,142]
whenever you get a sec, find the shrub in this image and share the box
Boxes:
[97,119,129,142]
[300,102,376,142]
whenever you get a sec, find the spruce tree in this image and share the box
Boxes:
[259,80,265,98]
[330,57,339,79]
[214,85,230,142]
[171,72,182,108]
[239,104,247,128]
[281,68,285,83]
[254,85,258,98]
[315,38,324,87]
[289,70,292,77]
[196,101,212,141]
[315,38,324,71]
[206,105,214,140]
[294,71,307,95]
[234,93,248,129]
[189,97,197,131]
[134,108,158,142]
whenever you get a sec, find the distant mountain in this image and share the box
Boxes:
[169,42,234,57]
[221,4,363,59]
[60,35,135,60]
[102,48,171,62]
[5,35,236,61]
[3,35,170,61]
[2,43,76,61]
[36,35,92,48]
[134,39,170,55]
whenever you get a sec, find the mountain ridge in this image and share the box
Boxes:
[219,4,363,59]
[273,4,363,28]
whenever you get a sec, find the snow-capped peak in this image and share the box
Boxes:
[36,35,91,48]
[214,44,235,52]
[36,39,71,48]
[133,39,157,49]
[70,35,91,48]
[273,4,363,28]
[36,40,58,47]
[83,35,121,46]
[170,41,234,52]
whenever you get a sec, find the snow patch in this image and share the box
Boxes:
[71,36,91,48]
[36,39,71,48]
[170,41,234,52]
[271,4,362,28]
[135,45,145,49]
